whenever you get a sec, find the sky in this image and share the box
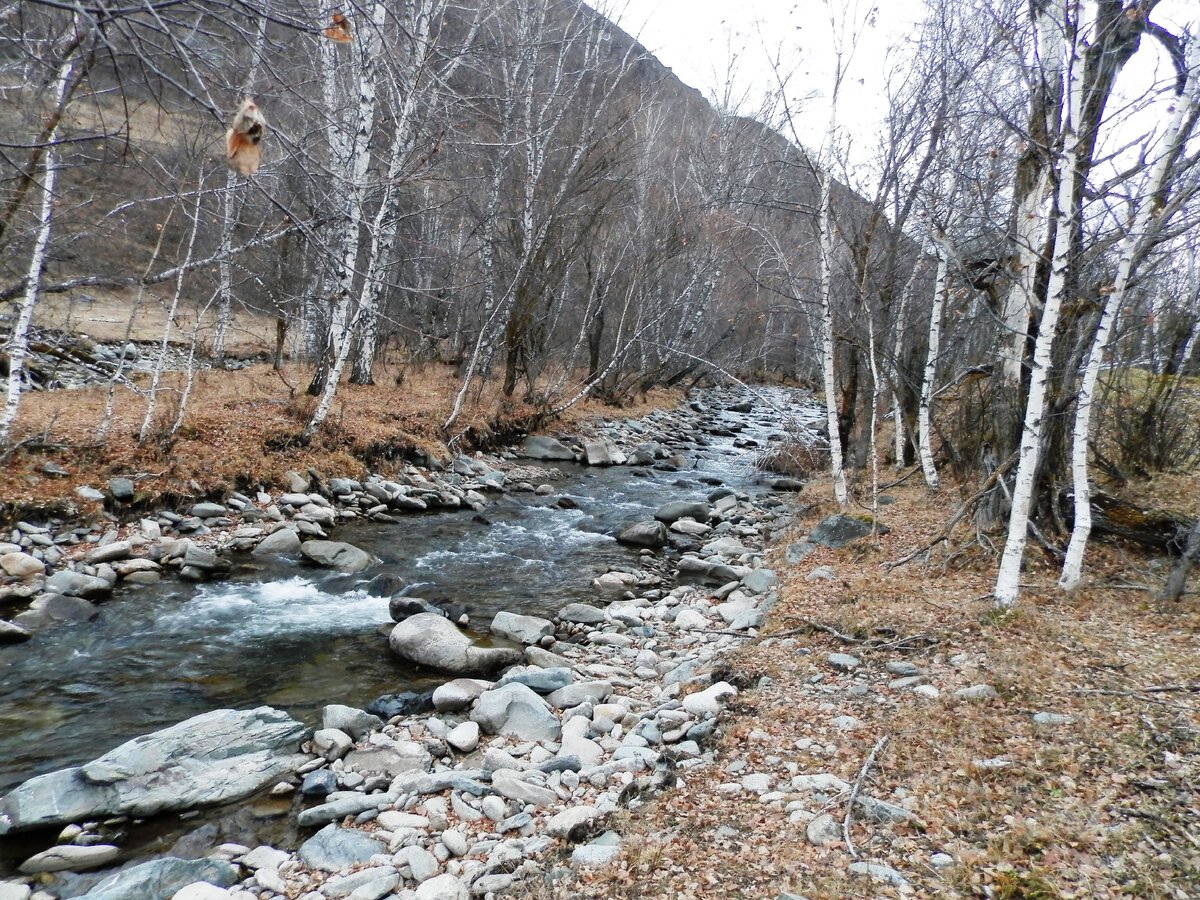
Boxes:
[610,0,928,155]
[610,0,1197,175]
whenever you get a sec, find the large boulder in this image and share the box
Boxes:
[251,528,301,557]
[584,439,626,466]
[300,540,374,572]
[490,611,553,645]
[615,522,668,548]
[807,514,889,549]
[0,707,309,834]
[654,501,711,524]
[521,436,575,461]
[389,614,521,675]
[74,857,238,900]
[470,683,561,741]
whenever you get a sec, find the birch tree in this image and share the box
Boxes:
[1060,34,1200,590]
[0,29,88,444]
[994,0,1082,609]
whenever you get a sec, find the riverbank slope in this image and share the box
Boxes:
[546,478,1200,899]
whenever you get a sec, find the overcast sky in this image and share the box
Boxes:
[610,0,1196,171]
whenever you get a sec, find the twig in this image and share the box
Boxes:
[795,618,865,644]
[883,452,1018,569]
[844,735,890,859]
[879,466,921,491]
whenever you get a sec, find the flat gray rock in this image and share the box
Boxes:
[300,540,373,572]
[298,824,387,873]
[490,611,554,645]
[19,843,120,873]
[521,436,575,461]
[75,856,238,899]
[654,501,711,524]
[0,707,308,833]
[470,683,561,741]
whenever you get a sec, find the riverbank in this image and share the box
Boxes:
[0,360,681,522]
[545,478,1200,899]
[1,388,823,899]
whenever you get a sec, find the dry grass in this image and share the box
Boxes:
[0,361,681,517]
[31,288,277,352]
[548,479,1200,900]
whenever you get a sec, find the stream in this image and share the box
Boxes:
[0,389,817,859]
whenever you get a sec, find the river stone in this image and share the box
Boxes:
[43,570,111,598]
[108,477,135,502]
[389,596,448,622]
[190,502,226,519]
[76,485,106,503]
[557,603,606,625]
[75,856,238,900]
[390,614,520,674]
[298,824,387,873]
[654,501,710,524]
[571,832,622,867]
[365,573,406,596]
[446,721,480,753]
[366,689,435,719]
[741,568,777,594]
[545,805,601,842]
[491,769,558,807]
[470,683,561,741]
[490,611,554,644]
[547,680,612,709]
[301,769,337,797]
[432,679,491,712]
[38,594,100,623]
[584,439,625,466]
[807,514,889,549]
[806,812,841,846]
[1,552,44,578]
[769,477,805,491]
[322,705,382,739]
[170,884,230,900]
[681,681,737,717]
[414,874,467,900]
[848,861,910,889]
[300,540,373,572]
[521,436,575,461]
[616,521,668,548]
[19,843,120,873]
[496,666,573,694]
[0,620,32,643]
[827,652,861,672]
[0,707,308,834]
[251,528,301,557]
[676,556,740,583]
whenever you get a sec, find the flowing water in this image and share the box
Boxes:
[0,390,817,801]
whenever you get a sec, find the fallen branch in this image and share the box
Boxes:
[844,735,890,859]
[884,452,1018,569]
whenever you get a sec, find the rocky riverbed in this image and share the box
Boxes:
[0,387,828,899]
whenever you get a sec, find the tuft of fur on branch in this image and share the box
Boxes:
[225,97,266,175]
[322,12,352,43]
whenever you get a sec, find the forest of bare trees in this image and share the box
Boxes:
[2,0,1199,607]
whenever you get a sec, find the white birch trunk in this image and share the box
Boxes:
[305,0,383,436]
[918,231,955,491]
[891,258,922,470]
[1059,37,1200,590]
[818,167,848,505]
[994,0,1080,608]
[0,53,75,445]
[139,179,204,442]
